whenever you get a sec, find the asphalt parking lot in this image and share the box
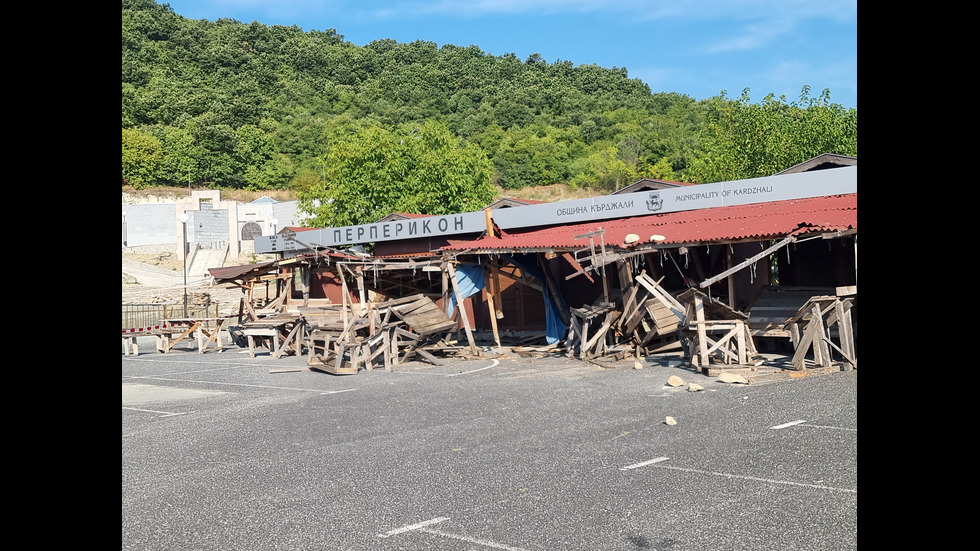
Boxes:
[122,337,857,551]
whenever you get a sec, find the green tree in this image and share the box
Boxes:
[189,116,240,186]
[234,124,295,189]
[684,87,857,183]
[160,125,200,187]
[568,145,639,192]
[122,128,164,188]
[123,2,854,192]
[648,157,676,180]
[299,120,495,227]
[492,125,571,189]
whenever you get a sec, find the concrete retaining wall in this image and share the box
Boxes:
[122,191,302,255]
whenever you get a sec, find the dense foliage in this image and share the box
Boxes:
[122,0,857,225]
[300,119,496,228]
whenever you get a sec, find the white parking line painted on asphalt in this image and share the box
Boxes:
[802,423,857,431]
[378,517,449,538]
[389,359,500,377]
[321,389,357,395]
[770,420,856,431]
[123,375,353,394]
[447,359,499,376]
[420,527,530,550]
[122,355,246,365]
[125,364,252,377]
[122,406,189,417]
[620,457,670,470]
[657,464,856,494]
[771,419,807,429]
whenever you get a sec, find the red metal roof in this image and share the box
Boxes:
[442,193,856,252]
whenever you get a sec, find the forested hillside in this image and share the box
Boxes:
[122,0,857,227]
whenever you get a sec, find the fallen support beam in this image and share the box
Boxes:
[699,236,796,289]
[446,262,479,355]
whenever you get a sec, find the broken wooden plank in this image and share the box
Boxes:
[446,262,478,355]
[635,272,684,318]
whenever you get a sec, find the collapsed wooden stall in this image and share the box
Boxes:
[436,192,859,373]
[209,161,858,376]
[208,252,492,373]
[209,210,858,376]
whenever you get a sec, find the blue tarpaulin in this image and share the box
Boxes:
[447,263,486,319]
[447,256,568,345]
[504,254,567,345]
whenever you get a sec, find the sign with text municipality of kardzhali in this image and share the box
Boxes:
[255,166,856,254]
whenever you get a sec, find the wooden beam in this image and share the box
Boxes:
[484,267,501,348]
[497,265,542,292]
[441,260,451,316]
[301,265,310,307]
[485,208,495,237]
[561,252,594,282]
[726,245,736,309]
[563,249,644,280]
[574,229,603,276]
[699,236,796,288]
[635,272,685,318]
[582,310,620,359]
[339,264,350,328]
[491,261,504,319]
[446,262,478,355]
[616,258,636,323]
[356,268,367,316]
[693,294,709,367]
[600,261,610,304]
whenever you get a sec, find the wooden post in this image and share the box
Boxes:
[356,267,367,316]
[484,208,495,238]
[812,303,829,367]
[446,262,478,355]
[836,299,856,368]
[736,320,746,365]
[694,294,709,367]
[301,265,310,307]
[442,260,451,316]
[579,315,591,360]
[484,267,501,348]
[491,261,504,319]
[339,264,350,328]
[599,231,610,304]
[616,259,635,332]
[566,316,581,356]
[726,245,736,309]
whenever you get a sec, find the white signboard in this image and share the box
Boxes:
[255,166,856,253]
[492,166,857,229]
[261,211,487,253]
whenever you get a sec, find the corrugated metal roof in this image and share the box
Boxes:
[208,261,278,282]
[442,193,856,252]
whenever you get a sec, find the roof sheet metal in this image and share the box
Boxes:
[442,193,856,252]
[208,260,278,281]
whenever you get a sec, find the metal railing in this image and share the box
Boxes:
[122,302,222,332]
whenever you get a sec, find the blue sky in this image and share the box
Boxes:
[159,0,857,109]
